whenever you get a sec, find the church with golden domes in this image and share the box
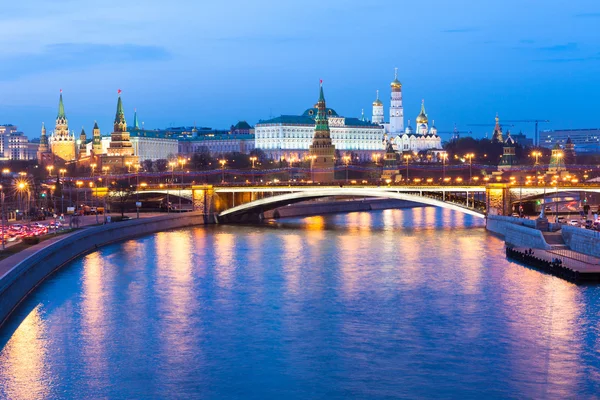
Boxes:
[373,69,442,153]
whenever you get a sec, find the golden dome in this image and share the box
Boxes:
[390,78,402,89]
[416,100,428,124]
[373,98,383,106]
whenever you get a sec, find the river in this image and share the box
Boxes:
[0,207,599,399]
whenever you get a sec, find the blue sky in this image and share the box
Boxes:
[1,0,599,140]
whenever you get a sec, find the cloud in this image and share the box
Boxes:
[537,42,578,52]
[441,27,479,33]
[0,43,169,81]
[574,12,600,18]
[533,54,600,63]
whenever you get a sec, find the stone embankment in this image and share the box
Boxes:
[0,212,208,327]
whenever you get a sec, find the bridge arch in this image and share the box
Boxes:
[217,188,485,222]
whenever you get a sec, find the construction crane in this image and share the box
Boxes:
[466,123,515,140]
[501,120,549,147]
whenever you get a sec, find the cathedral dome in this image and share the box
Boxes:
[390,78,402,89]
[416,100,428,124]
[373,98,383,106]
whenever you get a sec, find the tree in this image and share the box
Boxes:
[141,159,153,172]
[109,181,133,217]
[154,159,168,172]
[191,146,214,170]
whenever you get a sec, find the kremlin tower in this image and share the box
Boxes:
[389,68,404,134]
[92,121,102,154]
[37,122,52,165]
[49,91,76,162]
[372,90,384,125]
[308,81,335,182]
[100,90,138,170]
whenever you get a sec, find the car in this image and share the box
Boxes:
[557,216,566,224]
[569,220,580,226]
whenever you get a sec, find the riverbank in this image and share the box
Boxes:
[0,211,208,327]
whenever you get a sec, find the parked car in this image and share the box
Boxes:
[557,216,566,224]
[569,220,580,226]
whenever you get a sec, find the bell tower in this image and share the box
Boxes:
[308,81,336,182]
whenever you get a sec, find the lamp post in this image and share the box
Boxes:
[343,155,351,182]
[76,181,83,209]
[249,156,257,184]
[46,165,54,179]
[440,152,448,182]
[59,168,67,214]
[102,166,109,223]
[219,159,227,183]
[168,161,176,213]
[178,158,186,211]
[403,154,411,182]
[135,164,141,217]
[465,153,475,183]
[90,182,98,224]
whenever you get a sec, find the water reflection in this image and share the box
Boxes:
[0,306,49,400]
[1,208,600,398]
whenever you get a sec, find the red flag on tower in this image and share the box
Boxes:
[118,89,122,95]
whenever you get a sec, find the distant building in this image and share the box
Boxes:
[179,133,255,157]
[230,121,254,135]
[0,124,38,161]
[541,128,600,154]
[510,132,533,147]
[255,96,384,161]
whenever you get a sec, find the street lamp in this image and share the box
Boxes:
[168,161,176,213]
[249,156,257,184]
[465,153,475,183]
[403,154,411,182]
[219,159,227,183]
[76,180,83,208]
[46,165,54,178]
[440,152,448,181]
[343,155,351,182]
[178,158,186,211]
[125,161,132,186]
[102,166,109,223]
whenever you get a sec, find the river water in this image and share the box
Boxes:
[0,207,599,399]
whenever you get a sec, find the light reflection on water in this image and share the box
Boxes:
[0,207,599,399]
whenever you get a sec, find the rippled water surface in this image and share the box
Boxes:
[1,207,600,399]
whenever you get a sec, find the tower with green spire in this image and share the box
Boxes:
[498,132,517,171]
[308,81,335,182]
[92,121,103,153]
[132,109,140,130]
[49,90,76,162]
[102,90,138,170]
[548,142,565,173]
[79,127,87,154]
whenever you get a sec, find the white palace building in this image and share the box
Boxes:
[254,70,442,161]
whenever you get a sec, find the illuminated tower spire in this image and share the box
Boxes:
[132,108,140,130]
[389,67,404,133]
[492,112,503,143]
[372,89,384,124]
[92,121,102,153]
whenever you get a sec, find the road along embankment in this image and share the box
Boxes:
[0,212,208,327]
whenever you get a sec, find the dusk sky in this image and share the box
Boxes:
[2,0,599,140]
